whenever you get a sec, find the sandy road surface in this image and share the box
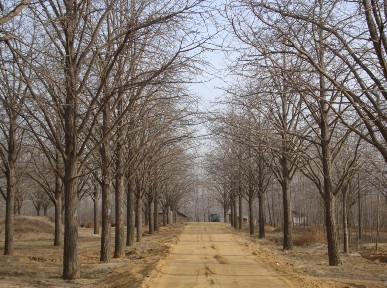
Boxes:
[147,222,289,288]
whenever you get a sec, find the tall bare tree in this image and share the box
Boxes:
[5,0,207,279]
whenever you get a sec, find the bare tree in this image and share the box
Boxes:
[0,0,30,41]
[4,0,207,279]
[247,0,387,161]
[0,35,31,255]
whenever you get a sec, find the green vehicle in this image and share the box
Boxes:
[209,214,220,222]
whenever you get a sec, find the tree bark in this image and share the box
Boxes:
[271,192,276,226]
[320,86,340,264]
[136,195,142,242]
[325,196,340,265]
[258,193,265,238]
[342,187,349,253]
[126,180,135,246]
[248,195,254,235]
[281,155,293,250]
[100,104,112,263]
[148,199,153,234]
[318,5,340,265]
[233,198,237,228]
[358,176,362,240]
[223,204,228,223]
[100,168,112,263]
[114,139,125,258]
[267,194,273,226]
[153,197,159,232]
[321,93,341,265]
[4,157,16,255]
[162,209,166,226]
[238,193,242,230]
[167,206,171,225]
[144,204,149,226]
[62,156,80,279]
[230,200,234,227]
[93,184,99,235]
[54,193,62,246]
[61,0,82,278]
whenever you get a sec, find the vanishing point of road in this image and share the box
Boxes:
[146,222,290,288]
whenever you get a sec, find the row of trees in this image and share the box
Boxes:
[205,0,386,267]
[0,0,207,280]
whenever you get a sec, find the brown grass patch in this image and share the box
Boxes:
[293,226,325,246]
[360,251,387,263]
[0,216,54,235]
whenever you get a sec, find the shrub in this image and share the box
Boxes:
[293,226,325,246]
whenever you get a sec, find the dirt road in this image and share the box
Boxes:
[145,222,290,288]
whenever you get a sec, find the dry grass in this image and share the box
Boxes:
[81,220,101,228]
[0,216,54,240]
[235,225,387,288]
[293,226,325,246]
[0,216,184,287]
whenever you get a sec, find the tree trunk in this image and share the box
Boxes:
[126,180,135,246]
[248,195,254,235]
[230,200,234,227]
[100,104,112,263]
[258,193,265,239]
[93,184,99,235]
[325,196,340,265]
[233,199,237,228]
[281,155,293,250]
[318,12,340,265]
[223,205,228,223]
[44,207,48,216]
[349,210,353,248]
[321,100,341,265]
[62,156,80,279]
[148,199,153,234]
[136,195,142,242]
[162,209,166,226]
[62,3,80,279]
[238,194,242,230]
[357,174,362,240]
[342,187,349,253]
[167,206,171,225]
[135,198,139,229]
[4,158,16,255]
[54,139,62,246]
[144,204,149,226]
[376,190,380,252]
[267,194,273,226]
[36,207,41,216]
[114,145,125,258]
[100,171,112,263]
[54,193,62,246]
[153,198,159,232]
[271,192,276,226]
